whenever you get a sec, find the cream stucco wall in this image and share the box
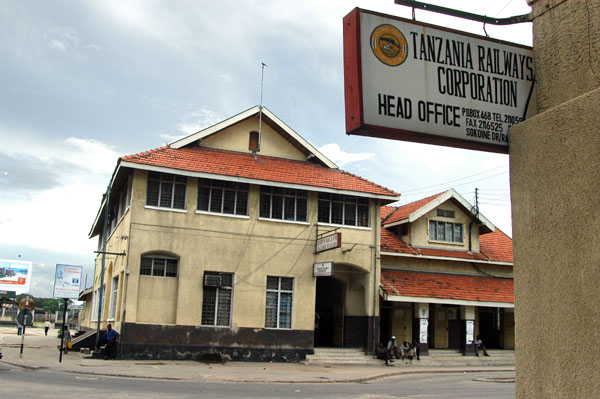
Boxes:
[98,169,381,333]
[510,1,600,397]
[199,117,307,161]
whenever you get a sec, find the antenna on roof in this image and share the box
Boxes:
[256,62,267,154]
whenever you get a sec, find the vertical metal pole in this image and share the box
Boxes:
[96,185,111,346]
[59,298,68,363]
[257,62,267,153]
[19,297,28,357]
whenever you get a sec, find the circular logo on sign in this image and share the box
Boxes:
[370,24,408,67]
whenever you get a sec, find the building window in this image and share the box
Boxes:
[318,193,369,227]
[197,178,248,216]
[260,186,307,222]
[265,276,293,329]
[429,220,463,243]
[201,272,233,326]
[249,131,259,152]
[437,209,455,218]
[140,255,178,277]
[108,276,119,320]
[91,290,99,321]
[146,172,187,210]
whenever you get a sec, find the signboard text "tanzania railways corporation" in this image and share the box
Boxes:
[343,8,535,153]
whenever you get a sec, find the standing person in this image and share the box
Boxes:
[62,326,71,354]
[96,324,119,360]
[16,322,23,336]
[44,320,50,336]
[474,335,490,356]
[384,336,399,366]
[411,339,420,361]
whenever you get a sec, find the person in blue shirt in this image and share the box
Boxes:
[96,324,119,359]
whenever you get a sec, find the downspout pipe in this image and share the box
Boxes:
[96,184,111,346]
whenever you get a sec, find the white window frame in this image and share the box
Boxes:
[265,276,294,329]
[259,186,308,222]
[197,178,249,216]
[146,172,187,210]
[428,219,464,244]
[318,193,370,227]
[108,276,119,321]
[91,290,99,321]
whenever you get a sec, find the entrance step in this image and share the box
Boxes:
[304,348,381,366]
[304,348,514,367]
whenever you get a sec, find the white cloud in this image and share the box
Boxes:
[176,109,223,135]
[0,129,118,255]
[317,143,375,167]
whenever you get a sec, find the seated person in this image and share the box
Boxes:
[474,335,489,357]
[400,341,412,360]
[96,324,119,359]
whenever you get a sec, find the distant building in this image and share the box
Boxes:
[83,106,399,360]
[379,190,513,355]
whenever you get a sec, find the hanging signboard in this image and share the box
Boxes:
[466,319,474,344]
[0,259,32,294]
[316,232,341,253]
[53,264,83,299]
[343,8,536,153]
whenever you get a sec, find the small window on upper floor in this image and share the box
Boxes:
[429,220,463,243]
[249,131,259,152]
[198,178,249,216]
[260,186,307,222]
[318,193,369,227]
[437,209,455,218]
[146,172,187,210]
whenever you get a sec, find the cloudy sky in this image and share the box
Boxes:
[0,0,532,297]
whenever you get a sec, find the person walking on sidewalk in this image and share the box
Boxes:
[44,320,50,336]
[62,326,71,354]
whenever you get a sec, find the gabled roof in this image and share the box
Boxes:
[169,106,338,169]
[382,189,495,234]
[381,269,514,307]
[120,146,399,198]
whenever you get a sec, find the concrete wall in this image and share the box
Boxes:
[510,1,600,397]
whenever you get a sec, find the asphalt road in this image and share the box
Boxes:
[0,362,514,399]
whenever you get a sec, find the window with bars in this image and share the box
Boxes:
[437,209,455,218]
[146,171,187,210]
[265,276,293,329]
[259,186,307,222]
[318,193,369,227]
[201,272,233,327]
[429,220,463,243]
[140,255,179,277]
[197,178,249,216]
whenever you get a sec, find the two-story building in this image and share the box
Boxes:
[379,190,514,355]
[83,106,400,360]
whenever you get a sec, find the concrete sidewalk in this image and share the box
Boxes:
[0,327,514,383]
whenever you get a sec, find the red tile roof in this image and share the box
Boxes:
[480,229,513,263]
[121,146,398,197]
[382,192,447,225]
[381,269,514,304]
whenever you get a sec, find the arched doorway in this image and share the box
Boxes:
[314,277,345,347]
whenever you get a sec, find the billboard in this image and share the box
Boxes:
[343,8,536,153]
[53,264,83,299]
[0,259,32,294]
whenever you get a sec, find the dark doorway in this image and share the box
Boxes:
[478,307,503,348]
[315,277,345,347]
[448,308,461,349]
[379,303,392,345]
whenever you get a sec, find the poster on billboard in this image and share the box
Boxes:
[0,259,32,294]
[53,264,83,299]
[343,8,535,153]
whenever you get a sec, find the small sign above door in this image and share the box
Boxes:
[313,262,333,277]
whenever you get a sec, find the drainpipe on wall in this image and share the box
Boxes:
[96,184,111,346]
[371,205,379,355]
